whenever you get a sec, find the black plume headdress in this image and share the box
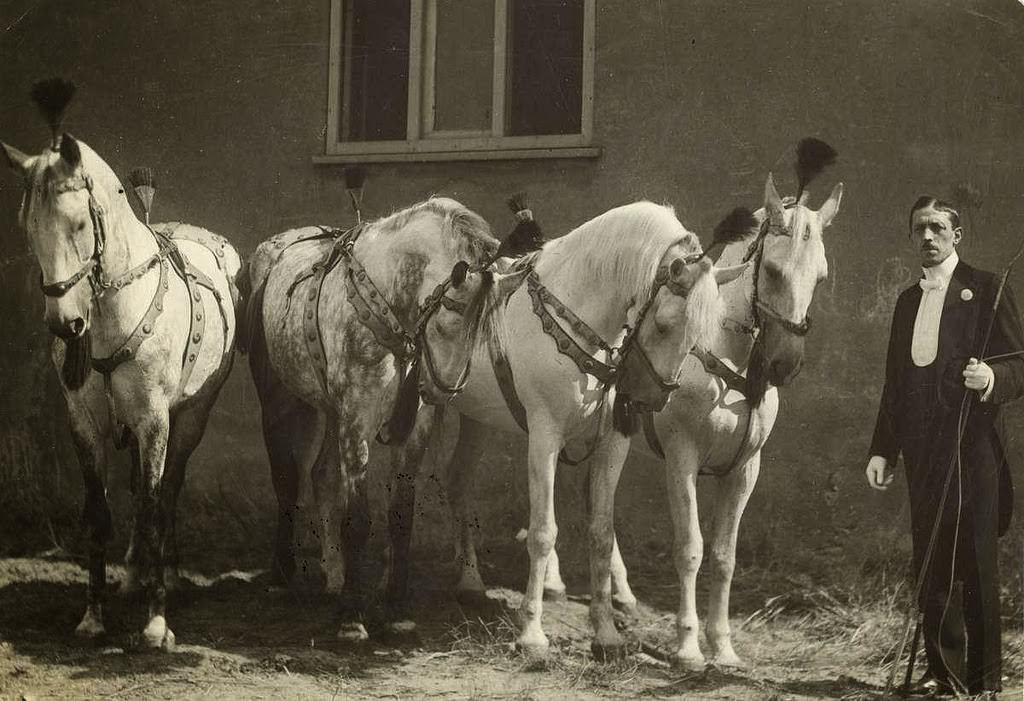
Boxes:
[30,78,77,150]
[795,137,837,200]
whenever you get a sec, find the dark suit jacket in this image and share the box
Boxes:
[870,260,1024,540]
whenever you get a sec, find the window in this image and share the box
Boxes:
[319,0,597,163]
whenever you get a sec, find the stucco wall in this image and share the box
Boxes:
[1,1,1021,582]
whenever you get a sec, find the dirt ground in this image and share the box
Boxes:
[0,551,1020,701]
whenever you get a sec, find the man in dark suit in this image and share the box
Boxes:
[866,196,1024,696]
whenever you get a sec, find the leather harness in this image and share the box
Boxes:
[638,212,812,476]
[33,170,232,393]
[273,225,474,398]
[488,248,700,466]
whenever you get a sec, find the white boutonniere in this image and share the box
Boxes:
[961,288,974,302]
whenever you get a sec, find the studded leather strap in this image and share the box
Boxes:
[526,271,617,385]
[92,258,170,375]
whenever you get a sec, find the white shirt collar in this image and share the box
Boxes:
[922,250,959,284]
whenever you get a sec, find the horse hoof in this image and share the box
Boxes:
[455,588,494,610]
[336,623,369,643]
[709,651,746,669]
[142,616,175,652]
[542,586,567,602]
[387,619,417,635]
[74,610,106,639]
[671,650,707,672]
[514,631,550,660]
[591,640,628,663]
[612,596,639,618]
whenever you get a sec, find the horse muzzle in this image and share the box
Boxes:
[46,313,88,340]
[615,342,680,412]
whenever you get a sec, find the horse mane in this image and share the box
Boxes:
[371,196,498,266]
[367,196,504,352]
[533,201,696,306]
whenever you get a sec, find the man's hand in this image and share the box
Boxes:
[963,357,994,392]
[866,455,894,491]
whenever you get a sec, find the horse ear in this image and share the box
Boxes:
[713,262,749,285]
[818,182,844,229]
[1,142,31,178]
[59,133,81,168]
[764,173,784,225]
[451,260,469,288]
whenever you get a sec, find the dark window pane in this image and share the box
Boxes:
[433,0,495,132]
[507,0,583,136]
[340,0,409,142]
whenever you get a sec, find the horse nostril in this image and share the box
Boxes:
[70,318,86,337]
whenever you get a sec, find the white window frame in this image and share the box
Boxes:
[317,0,598,163]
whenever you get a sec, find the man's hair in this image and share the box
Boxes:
[909,195,960,231]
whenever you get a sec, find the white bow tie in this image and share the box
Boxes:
[919,278,945,291]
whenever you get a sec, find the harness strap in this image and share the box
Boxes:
[639,347,757,476]
[92,258,170,374]
[526,271,617,384]
[487,278,609,466]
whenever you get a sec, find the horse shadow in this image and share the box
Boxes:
[0,557,441,683]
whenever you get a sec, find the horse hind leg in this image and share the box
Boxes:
[609,535,638,617]
[262,398,321,586]
[160,401,219,593]
[706,453,760,669]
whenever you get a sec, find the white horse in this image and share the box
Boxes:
[1,132,240,650]
[541,175,845,668]
[241,197,502,641]
[390,202,746,658]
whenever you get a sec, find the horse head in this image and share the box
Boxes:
[415,258,496,405]
[746,173,843,396]
[2,134,128,341]
[618,244,746,413]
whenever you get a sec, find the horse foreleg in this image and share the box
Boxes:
[311,415,370,642]
[130,407,175,650]
[516,425,560,657]
[665,449,705,670]
[66,381,112,639]
[587,433,631,661]
[706,452,760,668]
[384,406,435,632]
[447,414,489,607]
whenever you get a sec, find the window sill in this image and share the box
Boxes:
[313,145,601,165]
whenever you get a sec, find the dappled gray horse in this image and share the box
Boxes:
[2,83,240,649]
[242,197,502,640]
